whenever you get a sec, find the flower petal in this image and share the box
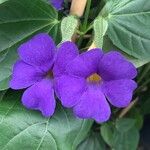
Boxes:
[18,33,56,72]
[22,79,56,117]
[54,75,86,107]
[66,48,103,78]
[53,41,79,77]
[99,51,137,81]
[10,60,44,89]
[73,85,111,123]
[103,79,137,108]
[50,0,64,10]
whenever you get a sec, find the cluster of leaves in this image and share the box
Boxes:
[0,0,150,149]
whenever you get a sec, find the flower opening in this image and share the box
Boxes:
[46,71,54,79]
[87,73,102,83]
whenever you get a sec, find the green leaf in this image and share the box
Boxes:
[0,48,17,90]
[0,50,8,62]
[141,95,150,115]
[101,119,140,150]
[94,16,108,48]
[113,128,139,150]
[115,118,135,133]
[114,118,139,150]
[0,0,7,4]
[0,77,10,91]
[0,90,6,101]
[101,0,150,60]
[61,15,78,42]
[0,90,93,150]
[77,132,106,150]
[100,122,114,146]
[0,0,58,53]
[127,108,143,129]
[0,0,58,90]
[103,36,150,68]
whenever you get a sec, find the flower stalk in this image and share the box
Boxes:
[70,0,88,42]
[70,0,88,17]
[118,98,138,118]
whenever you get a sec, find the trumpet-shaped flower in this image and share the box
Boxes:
[10,34,79,117]
[10,33,57,117]
[54,45,137,122]
[10,35,137,123]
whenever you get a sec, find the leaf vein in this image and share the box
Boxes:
[2,122,46,150]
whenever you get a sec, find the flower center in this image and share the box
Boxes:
[87,73,102,83]
[46,71,53,79]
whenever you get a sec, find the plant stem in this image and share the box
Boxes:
[82,0,92,30]
[70,0,87,17]
[70,0,88,42]
[118,98,138,118]
[77,0,92,47]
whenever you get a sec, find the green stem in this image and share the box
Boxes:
[82,0,92,30]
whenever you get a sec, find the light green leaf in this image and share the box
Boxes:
[0,90,93,150]
[0,0,7,4]
[61,15,78,42]
[94,16,108,48]
[126,56,150,68]
[101,0,150,59]
[103,36,150,68]
[0,0,58,90]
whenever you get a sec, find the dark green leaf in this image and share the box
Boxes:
[0,50,8,62]
[114,118,139,150]
[0,90,93,150]
[77,132,106,150]
[0,0,59,90]
[116,118,135,133]
[101,119,140,150]
[113,128,139,150]
[127,108,143,129]
[0,90,6,101]
[141,97,150,115]
[100,122,114,146]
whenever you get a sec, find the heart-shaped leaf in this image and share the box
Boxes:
[101,0,150,60]
[0,90,93,150]
[0,0,59,90]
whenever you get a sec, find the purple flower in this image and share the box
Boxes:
[10,33,57,117]
[49,0,64,10]
[54,45,137,122]
[10,35,137,123]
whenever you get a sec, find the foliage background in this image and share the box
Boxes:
[0,0,150,149]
